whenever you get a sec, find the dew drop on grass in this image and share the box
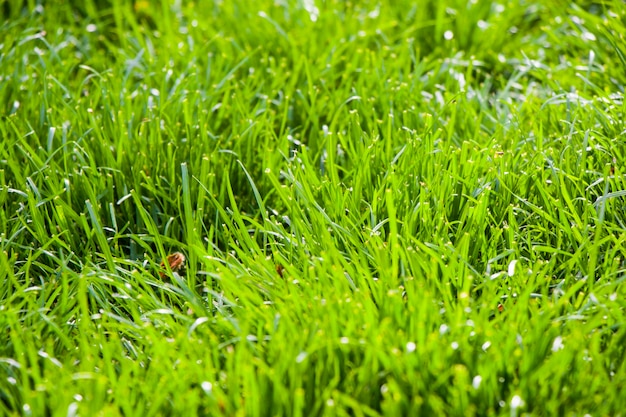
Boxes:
[303,0,319,22]
[472,375,482,389]
[439,324,449,335]
[444,30,454,40]
[451,341,459,350]
[511,395,524,409]
[581,31,596,41]
[201,381,213,394]
[67,403,79,417]
[296,352,308,363]
[406,342,416,353]
[482,341,491,351]
[551,336,564,352]
[507,259,517,276]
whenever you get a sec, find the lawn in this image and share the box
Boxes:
[1,0,626,415]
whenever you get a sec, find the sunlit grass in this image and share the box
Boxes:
[1,0,626,415]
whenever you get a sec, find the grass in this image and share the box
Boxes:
[1,0,626,415]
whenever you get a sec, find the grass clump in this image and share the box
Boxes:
[1,0,626,415]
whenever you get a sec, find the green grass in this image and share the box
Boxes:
[1,0,626,415]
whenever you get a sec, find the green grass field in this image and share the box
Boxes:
[1,0,626,415]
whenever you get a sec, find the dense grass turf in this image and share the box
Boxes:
[2,0,626,415]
